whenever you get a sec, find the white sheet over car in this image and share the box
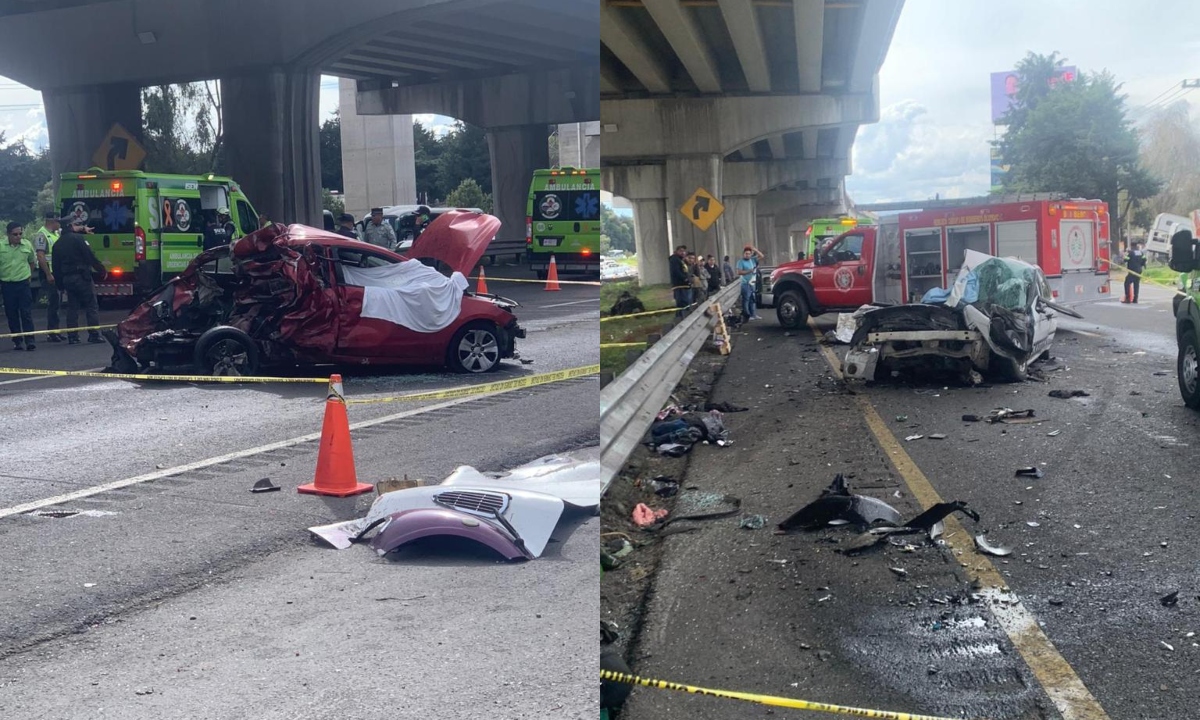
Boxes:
[342,260,470,333]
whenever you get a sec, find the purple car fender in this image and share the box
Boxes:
[368,508,530,561]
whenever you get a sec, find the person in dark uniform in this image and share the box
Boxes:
[669,244,690,314]
[202,211,232,251]
[1122,241,1147,304]
[335,213,359,240]
[217,207,237,239]
[51,217,107,344]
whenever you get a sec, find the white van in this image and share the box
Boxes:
[1146,212,1198,259]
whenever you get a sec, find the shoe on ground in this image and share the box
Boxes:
[67,337,80,345]
[87,336,105,344]
[47,334,63,343]
[751,315,763,320]
[1120,299,1131,304]
[12,342,22,351]
[25,344,35,351]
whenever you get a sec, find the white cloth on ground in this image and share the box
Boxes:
[341,260,469,333]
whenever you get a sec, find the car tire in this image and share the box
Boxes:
[194,326,260,377]
[776,290,810,329]
[447,322,503,374]
[989,353,1027,383]
[1178,328,1200,409]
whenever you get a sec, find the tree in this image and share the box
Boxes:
[601,205,635,253]
[322,188,344,216]
[995,52,1160,250]
[1134,102,1200,225]
[320,111,343,192]
[413,121,444,202]
[0,136,51,226]
[437,121,492,198]
[444,178,492,213]
[141,82,223,174]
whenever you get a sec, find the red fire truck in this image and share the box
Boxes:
[767,195,1111,329]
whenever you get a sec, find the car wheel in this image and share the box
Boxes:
[194,327,259,377]
[448,322,503,374]
[989,353,1027,383]
[1178,328,1200,409]
[776,290,809,329]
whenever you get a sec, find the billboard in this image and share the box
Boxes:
[990,67,1077,124]
[990,146,1009,192]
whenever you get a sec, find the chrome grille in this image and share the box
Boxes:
[434,491,509,518]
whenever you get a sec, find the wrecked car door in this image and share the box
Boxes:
[329,246,434,362]
[812,232,874,308]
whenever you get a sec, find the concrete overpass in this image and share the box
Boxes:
[599,0,903,283]
[0,0,598,236]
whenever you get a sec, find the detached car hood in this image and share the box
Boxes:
[406,210,501,275]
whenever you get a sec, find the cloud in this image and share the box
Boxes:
[848,100,993,204]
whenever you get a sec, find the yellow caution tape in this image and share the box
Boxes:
[599,307,681,322]
[1107,258,1190,297]
[0,366,328,384]
[468,275,602,286]
[345,364,599,405]
[600,670,981,720]
[0,323,116,340]
[599,342,647,348]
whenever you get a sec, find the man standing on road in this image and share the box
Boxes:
[362,207,397,249]
[669,244,691,314]
[51,218,106,345]
[335,213,360,240]
[1122,241,1147,304]
[1,221,37,351]
[737,244,765,320]
[33,213,62,342]
[722,254,735,285]
[706,255,722,294]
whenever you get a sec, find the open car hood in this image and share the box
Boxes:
[405,210,501,275]
[308,450,601,559]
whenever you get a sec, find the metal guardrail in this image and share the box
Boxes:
[599,281,741,493]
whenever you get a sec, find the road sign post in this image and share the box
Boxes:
[92,123,147,171]
[680,187,725,232]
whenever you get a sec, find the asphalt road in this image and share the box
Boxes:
[617,283,1198,720]
[0,263,600,719]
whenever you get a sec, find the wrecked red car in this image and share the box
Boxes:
[105,210,525,375]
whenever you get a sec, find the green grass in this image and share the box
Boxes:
[600,281,677,377]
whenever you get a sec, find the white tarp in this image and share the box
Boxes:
[341,260,469,333]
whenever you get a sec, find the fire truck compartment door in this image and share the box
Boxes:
[996,220,1037,263]
[1058,219,1095,271]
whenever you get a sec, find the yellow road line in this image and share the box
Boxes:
[601,670,976,720]
[344,364,599,405]
[812,335,1111,720]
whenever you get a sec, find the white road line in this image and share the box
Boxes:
[0,393,484,520]
[541,299,599,309]
[0,367,106,387]
[1062,328,1105,338]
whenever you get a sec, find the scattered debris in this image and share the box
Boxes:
[1161,590,1180,608]
[1153,371,1171,377]
[1161,641,1175,651]
[889,567,908,578]
[705,401,748,413]
[895,415,909,422]
[632,503,669,528]
[1048,598,1065,607]
[928,433,947,440]
[962,414,982,422]
[1047,430,1061,437]
[739,514,768,530]
[1015,467,1044,479]
[974,534,1013,557]
[1026,521,1041,528]
[905,434,924,441]
[250,478,281,493]
[988,408,1037,424]
[778,475,902,531]
[648,476,679,497]
[655,443,690,457]
[1048,389,1090,399]
[906,501,980,531]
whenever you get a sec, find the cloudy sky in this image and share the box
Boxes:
[0,75,455,154]
[847,0,1200,204]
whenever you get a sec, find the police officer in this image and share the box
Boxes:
[51,217,106,345]
[1,221,37,350]
[217,206,237,239]
[335,212,359,240]
[202,210,232,251]
[362,207,397,249]
[1122,241,1147,304]
[32,212,63,342]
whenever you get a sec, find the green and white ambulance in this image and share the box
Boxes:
[57,168,259,297]
[525,167,601,279]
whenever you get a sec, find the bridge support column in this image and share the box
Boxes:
[719,194,757,261]
[631,198,670,286]
[222,67,322,226]
[340,78,416,222]
[43,83,143,181]
[487,124,550,249]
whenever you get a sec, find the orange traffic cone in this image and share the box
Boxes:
[476,266,489,294]
[544,254,561,291]
[298,375,373,497]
